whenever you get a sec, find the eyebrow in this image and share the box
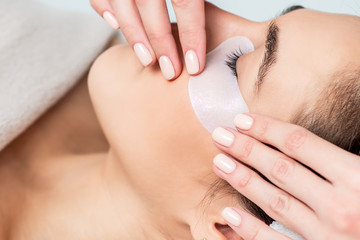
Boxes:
[280,5,305,16]
[255,21,279,93]
[254,6,305,94]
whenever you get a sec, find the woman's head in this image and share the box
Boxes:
[88,3,360,239]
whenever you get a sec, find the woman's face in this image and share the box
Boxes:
[89,3,360,221]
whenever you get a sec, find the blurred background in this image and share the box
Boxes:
[37,0,360,22]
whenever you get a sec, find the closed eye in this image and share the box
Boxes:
[225,48,245,77]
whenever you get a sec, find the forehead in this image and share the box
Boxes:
[278,10,360,90]
[278,10,360,66]
[251,10,360,122]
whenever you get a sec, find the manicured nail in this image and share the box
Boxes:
[102,11,119,30]
[222,207,242,226]
[185,50,200,75]
[213,154,236,174]
[134,43,153,67]
[234,114,253,130]
[159,56,175,80]
[212,127,235,147]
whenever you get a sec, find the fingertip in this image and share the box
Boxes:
[183,40,206,75]
[102,11,120,30]
[133,43,154,67]
[185,49,200,75]
[159,55,184,80]
[164,55,183,81]
[222,207,243,227]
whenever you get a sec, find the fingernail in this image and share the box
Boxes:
[185,50,200,75]
[159,56,175,80]
[212,127,235,147]
[222,207,242,226]
[213,154,236,174]
[134,43,153,67]
[234,114,253,130]
[102,11,119,30]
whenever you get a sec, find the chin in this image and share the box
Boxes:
[88,43,219,190]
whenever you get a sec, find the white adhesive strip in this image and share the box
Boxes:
[188,36,254,132]
[270,221,305,240]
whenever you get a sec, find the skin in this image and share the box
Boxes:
[0,3,359,240]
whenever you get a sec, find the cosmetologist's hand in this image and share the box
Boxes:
[90,0,206,80]
[211,113,360,240]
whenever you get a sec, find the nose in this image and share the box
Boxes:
[204,2,268,51]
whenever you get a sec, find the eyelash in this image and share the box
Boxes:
[225,48,245,77]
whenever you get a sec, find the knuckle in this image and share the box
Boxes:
[269,193,291,217]
[147,32,172,46]
[237,170,252,188]
[284,127,307,153]
[178,29,203,45]
[134,0,146,7]
[120,25,139,43]
[171,0,190,8]
[271,157,294,184]
[248,228,261,240]
[235,137,255,159]
[253,118,270,142]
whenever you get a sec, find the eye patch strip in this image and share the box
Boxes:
[188,36,304,240]
[188,36,253,133]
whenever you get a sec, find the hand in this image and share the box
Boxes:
[211,113,360,240]
[90,0,206,80]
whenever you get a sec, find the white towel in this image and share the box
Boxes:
[270,221,305,240]
[0,0,115,151]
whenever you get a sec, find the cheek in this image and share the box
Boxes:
[111,71,199,153]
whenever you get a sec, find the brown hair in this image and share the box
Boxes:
[293,67,360,155]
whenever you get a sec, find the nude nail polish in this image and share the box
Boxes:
[134,43,153,66]
[102,11,119,30]
[222,207,242,226]
[213,154,236,174]
[234,114,253,130]
[185,50,200,75]
[159,56,175,80]
[212,127,235,147]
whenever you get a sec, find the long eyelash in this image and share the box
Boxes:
[225,48,245,77]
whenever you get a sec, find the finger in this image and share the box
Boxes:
[172,0,206,75]
[233,113,358,182]
[212,127,333,212]
[136,0,182,80]
[221,207,292,240]
[213,154,318,237]
[111,0,155,67]
[90,0,120,30]
[90,0,113,16]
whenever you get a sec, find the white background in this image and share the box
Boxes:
[38,0,360,22]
